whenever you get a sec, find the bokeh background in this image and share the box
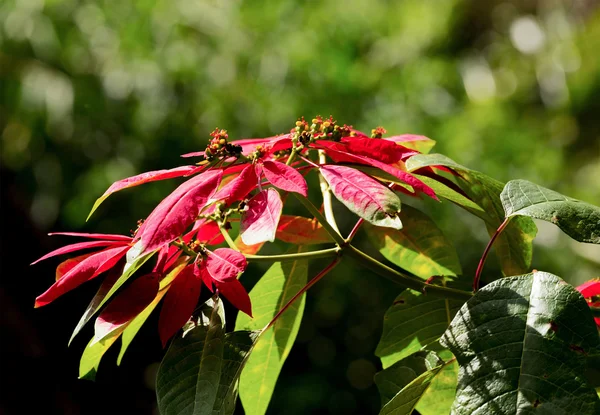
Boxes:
[1,0,599,414]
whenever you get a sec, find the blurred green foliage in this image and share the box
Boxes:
[2,0,599,413]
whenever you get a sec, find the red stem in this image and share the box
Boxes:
[346,218,364,242]
[473,217,512,292]
[264,258,340,331]
[298,154,321,169]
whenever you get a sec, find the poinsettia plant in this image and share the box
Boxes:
[33,116,600,414]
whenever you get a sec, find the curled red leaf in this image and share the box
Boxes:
[217,279,252,317]
[240,188,283,245]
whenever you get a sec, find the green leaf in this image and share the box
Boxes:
[365,204,462,280]
[234,252,308,415]
[214,330,261,415]
[415,348,458,415]
[440,271,600,414]
[375,350,445,415]
[156,296,260,415]
[501,179,600,244]
[156,297,226,415]
[79,327,125,381]
[406,154,537,276]
[376,289,463,369]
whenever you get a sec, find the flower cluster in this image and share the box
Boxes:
[33,116,438,350]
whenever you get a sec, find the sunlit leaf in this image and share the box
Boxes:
[440,271,600,414]
[275,215,332,245]
[87,166,196,220]
[320,165,402,229]
[205,248,247,283]
[262,160,308,196]
[501,179,600,244]
[240,188,283,245]
[137,169,222,255]
[384,134,436,154]
[365,204,462,280]
[407,153,537,276]
[235,251,308,415]
[210,164,258,204]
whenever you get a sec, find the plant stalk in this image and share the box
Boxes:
[245,247,341,263]
[473,217,512,291]
[294,193,346,246]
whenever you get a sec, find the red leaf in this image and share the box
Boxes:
[384,134,436,154]
[340,137,418,164]
[314,141,437,200]
[320,165,403,229]
[55,252,95,280]
[137,169,223,255]
[205,248,247,283]
[153,228,196,273]
[35,246,129,307]
[577,279,600,298]
[276,215,332,244]
[218,279,252,317]
[88,166,196,219]
[31,240,124,265]
[210,164,258,204]
[262,160,308,196]
[94,272,160,341]
[240,188,283,245]
[47,232,133,242]
[158,264,202,347]
[196,221,225,245]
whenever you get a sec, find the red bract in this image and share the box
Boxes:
[136,169,223,255]
[577,279,600,327]
[339,137,418,164]
[384,134,436,153]
[261,160,308,196]
[158,264,202,346]
[205,248,247,283]
[88,166,196,219]
[240,188,283,245]
[314,140,437,200]
[210,164,258,204]
[55,252,95,280]
[35,245,130,307]
[94,272,160,342]
[320,165,403,230]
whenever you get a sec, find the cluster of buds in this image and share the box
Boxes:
[187,239,204,254]
[370,126,387,139]
[204,128,243,161]
[291,116,354,146]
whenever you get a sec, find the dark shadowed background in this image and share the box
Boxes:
[1,0,599,414]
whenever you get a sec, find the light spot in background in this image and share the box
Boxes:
[16,0,44,13]
[103,68,133,100]
[461,58,496,102]
[510,16,546,54]
[307,335,336,367]
[537,60,568,108]
[207,54,237,86]
[74,3,105,36]
[259,53,288,86]
[29,15,60,60]
[549,114,578,146]
[420,86,455,117]
[4,10,34,40]
[346,358,376,390]
[2,122,32,169]
[552,42,581,73]
[30,192,59,229]
[104,157,135,184]
[534,220,561,248]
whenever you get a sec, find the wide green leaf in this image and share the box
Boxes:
[501,179,600,244]
[406,153,537,276]
[375,350,445,415]
[376,289,463,369]
[415,348,458,415]
[156,297,226,415]
[365,204,462,281]
[79,326,125,381]
[441,271,600,414]
[235,253,308,415]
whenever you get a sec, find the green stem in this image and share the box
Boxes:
[245,247,341,263]
[293,193,346,246]
[218,223,240,252]
[345,244,473,302]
